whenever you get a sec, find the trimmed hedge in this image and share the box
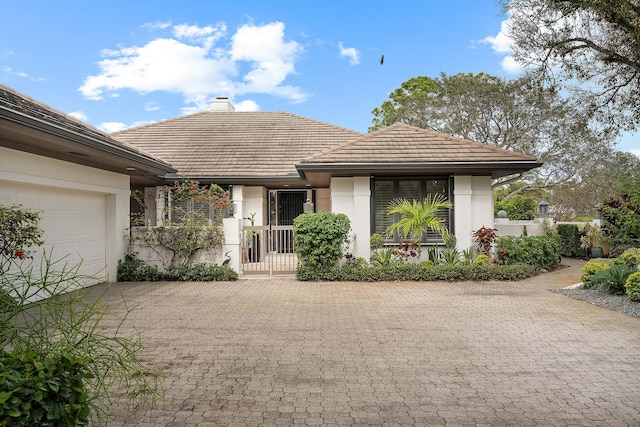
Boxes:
[580,260,612,288]
[117,256,237,282]
[495,235,561,270]
[556,224,583,258]
[625,272,640,302]
[165,263,238,281]
[296,263,534,282]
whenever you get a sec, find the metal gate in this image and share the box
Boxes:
[242,225,297,275]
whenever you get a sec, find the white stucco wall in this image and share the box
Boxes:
[0,147,130,284]
[330,176,371,261]
[454,175,494,251]
[242,186,267,226]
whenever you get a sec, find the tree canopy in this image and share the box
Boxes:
[503,0,640,133]
[370,72,613,189]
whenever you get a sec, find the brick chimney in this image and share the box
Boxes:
[209,97,235,112]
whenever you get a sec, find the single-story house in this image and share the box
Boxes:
[0,85,176,283]
[114,98,542,273]
[1,88,541,277]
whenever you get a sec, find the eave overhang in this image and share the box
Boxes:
[0,106,177,185]
[296,161,544,187]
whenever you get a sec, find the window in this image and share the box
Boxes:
[372,177,453,243]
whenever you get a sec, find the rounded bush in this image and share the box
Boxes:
[473,254,490,266]
[620,248,640,268]
[625,272,640,302]
[581,261,610,288]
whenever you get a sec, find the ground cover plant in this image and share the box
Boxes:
[579,248,640,301]
[0,204,160,425]
[117,254,237,282]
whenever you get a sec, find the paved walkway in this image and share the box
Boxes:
[102,259,640,426]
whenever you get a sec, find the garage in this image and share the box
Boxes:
[1,181,107,280]
[0,84,176,285]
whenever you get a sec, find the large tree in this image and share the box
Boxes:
[549,148,640,219]
[503,0,640,133]
[371,72,613,190]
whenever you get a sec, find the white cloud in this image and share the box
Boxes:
[2,65,46,81]
[500,55,524,74]
[2,65,28,78]
[482,14,523,74]
[0,49,13,58]
[631,148,640,158]
[79,21,306,111]
[230,22,305,102]
[338,42,360,65]
[144,102,160,111]
[68,111,88,122]
[141,21,172,31]
[99,120,154,133]
[234,99,259,112]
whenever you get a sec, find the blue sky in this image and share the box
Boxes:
[2,0,638,155]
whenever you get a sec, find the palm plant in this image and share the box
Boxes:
[385,194,453,256]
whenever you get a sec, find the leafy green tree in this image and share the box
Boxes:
[496,195,537,220]
[370,73,612,190]
[599,183,640,254]
[385,194,453,253]
[503,0,640,133]
[548,149,640,219]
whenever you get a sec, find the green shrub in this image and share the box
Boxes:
[296,262,533,282]
[581,261,611,288]
[1,206,160,424]
[0,350,91,426]
[473,254,490,266]
[599,185,640,252]
[625,272,640,302]
[591,264,638,295]
[369,233,385,251]
[619,248,640,268]
[556,224,583,258]
[294,212,350,268]
[117,254,162,282]
[495,235,561,270]
[495,195,537,220]
[165,263,238,281]
[370,248,399,267]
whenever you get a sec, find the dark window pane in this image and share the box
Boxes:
[372,177,453,244]
[398,180,421,201]
[374,181,394,237]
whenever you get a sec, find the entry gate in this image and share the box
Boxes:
[242,225,297,275]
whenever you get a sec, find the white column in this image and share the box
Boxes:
[222,217,242,274]
[353,176,371,261]
[232,185,244,220]
[454,176,473,251]
[155,186,166,226]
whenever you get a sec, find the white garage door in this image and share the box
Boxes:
[3,182,107,282]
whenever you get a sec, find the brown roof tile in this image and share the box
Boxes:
[302,123,538,164]
[113,111,362,178]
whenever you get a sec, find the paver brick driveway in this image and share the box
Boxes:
[104,259,640,426]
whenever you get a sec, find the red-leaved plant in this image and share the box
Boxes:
[472,226,498,255]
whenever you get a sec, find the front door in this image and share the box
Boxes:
[267,190,307,254]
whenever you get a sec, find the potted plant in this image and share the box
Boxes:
[580,222,604,258]
[244,212,261,262]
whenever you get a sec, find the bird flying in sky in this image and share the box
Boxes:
[380,54,384,65]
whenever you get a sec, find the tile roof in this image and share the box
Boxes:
[0,85,172,170]
[113,111,362,178]
[302,122,539,164]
